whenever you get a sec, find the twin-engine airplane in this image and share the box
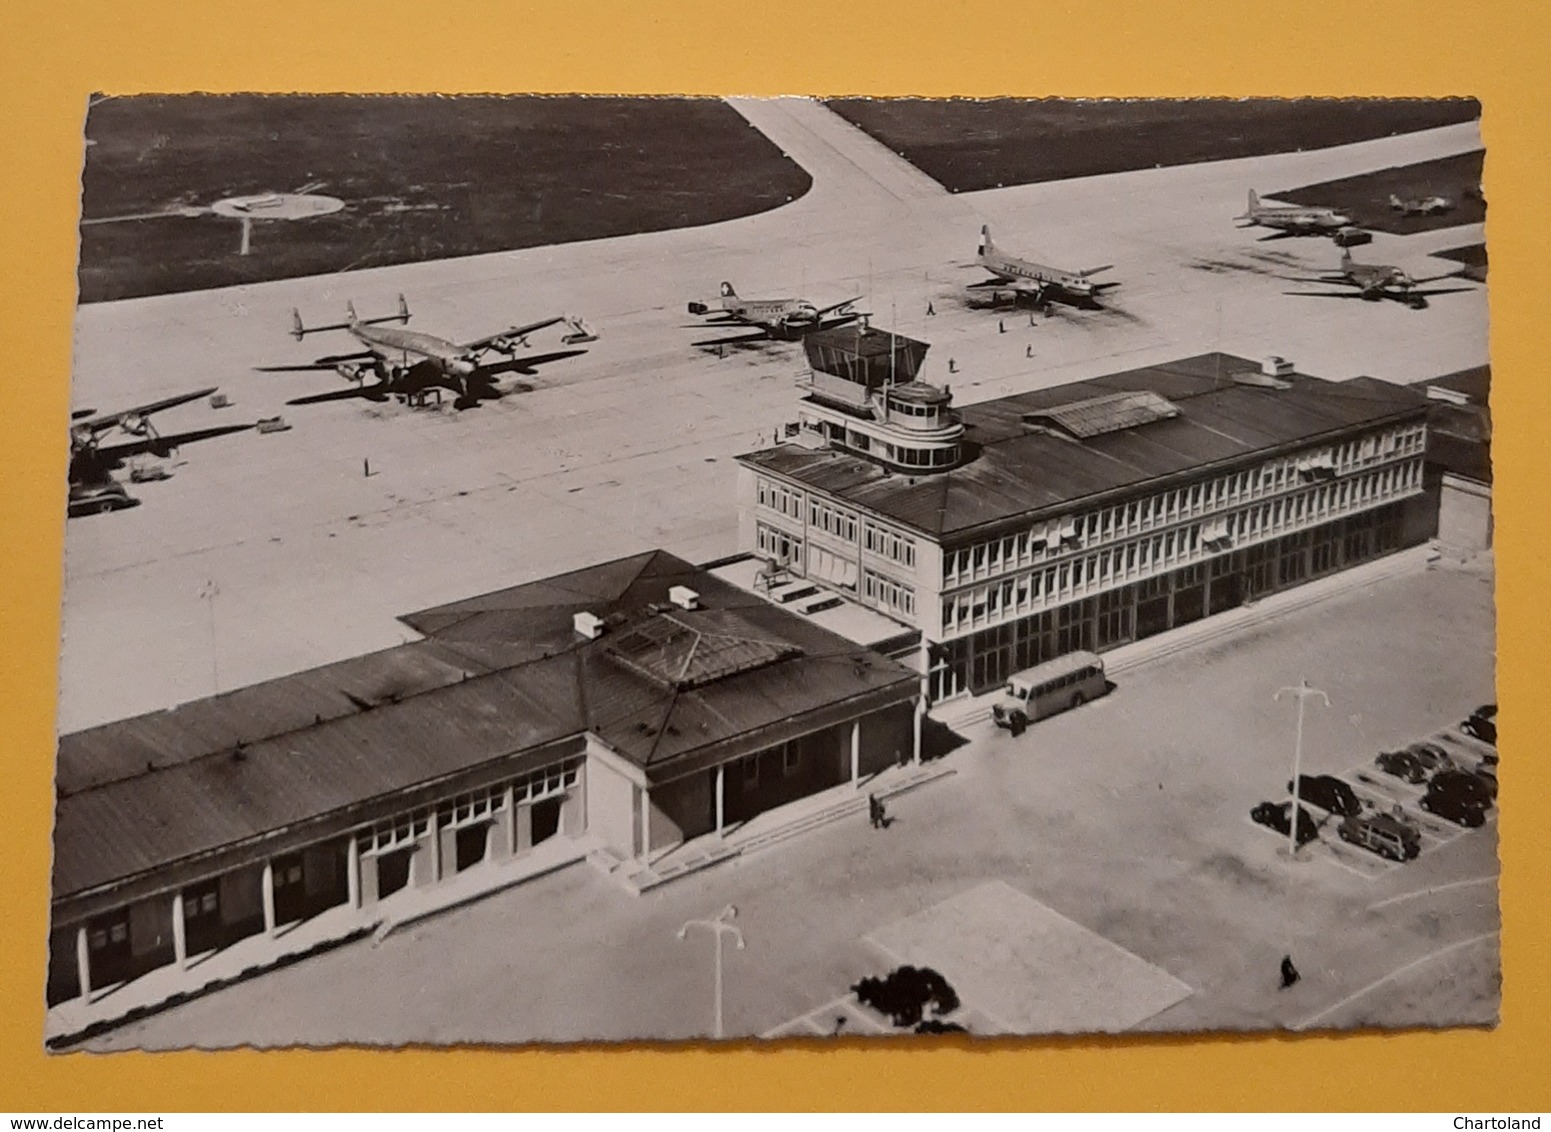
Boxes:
[68,387,253,516]
[260,296,598,408]
[967,225,1119,310]
[1283,250,1477,310]
[1235,190,1357,240]
[685,283,863,348]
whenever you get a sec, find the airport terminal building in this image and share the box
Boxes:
[737,333,1434,702]
[47,551,919,1031]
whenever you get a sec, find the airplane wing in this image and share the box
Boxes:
[815,311,865,332]
[968,277,1046,295]
[287,386,393,407]
[815,297,861,317]
[1079,265,1115,278]
[478,349,590,377]
[460,317,566,353]
[255,351,378,373]
[692,329,778,349]
[77,387,220,433]
[1404,286,1479,299]
[91,422,255,464]
[1282,290,1374,300]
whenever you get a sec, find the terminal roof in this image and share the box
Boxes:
[54,551,915,901]
[1414,365,1491,484]
[742,353,1428,540]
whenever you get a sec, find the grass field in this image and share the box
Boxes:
[1434,243,1489,284]
[1273,150,1486,235]
[824,98,1480,193]
[77,96,812,303]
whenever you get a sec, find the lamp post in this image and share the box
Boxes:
[677,904,745,1040]
[1275,678,1330,860]
[198,579,220,695]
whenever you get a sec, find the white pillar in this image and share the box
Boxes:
[638,787,651,861]
[261,861,276,936]
[913,695,925,766]
[172,892,187,969]
[505,784,517,855]
[346,836,361,910]
[428,813,442,882]
[75,925,91,1001]
[715,764,726,835]
[850,719,861,787]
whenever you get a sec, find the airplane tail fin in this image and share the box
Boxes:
[720,282,736,299]
[1235,190,1260,221]
[345,301,359,325]
[397,294,410,324]
[978,224,995,257]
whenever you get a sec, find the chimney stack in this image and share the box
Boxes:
[573,611,605,640]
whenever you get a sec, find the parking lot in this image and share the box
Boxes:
[84,556,1499,1048]
[1244,725,1498,880]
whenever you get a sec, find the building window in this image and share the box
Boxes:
[742,755,760,790]
[783,744,801,778]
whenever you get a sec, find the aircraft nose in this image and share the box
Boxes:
[452,358,478,376]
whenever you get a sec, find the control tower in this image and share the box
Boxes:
[792,324,965,473]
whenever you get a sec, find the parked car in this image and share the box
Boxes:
[1251,800,1321,847]
[67,480,138,517]
[1426,768,1496,811]
[1405,741,1457,777]
[1375,748,1427,785]
[1286,774,1361,817]
[1337,809,1422,861]
[1461,704,1497,746]
[1419,785,1489,828]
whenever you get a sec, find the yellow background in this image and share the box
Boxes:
[1,0,1545,1112]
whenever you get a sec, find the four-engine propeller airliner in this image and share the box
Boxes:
[684,282,864,348]
[259,295,598,409]
[1283,250,1477,310]
[967,225,1119,310]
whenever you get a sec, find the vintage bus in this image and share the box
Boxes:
[990,650,1109,735]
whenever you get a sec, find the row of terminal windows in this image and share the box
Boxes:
[755,478,804,521]
[888,398,944,419]
[757,521,804,566]
[941,427,1425,588]
[809,499,859,543]
[862,567,916,617]
[885,442,959,469]
[757,476,918,570]
[940,461,1420,635]
[863,520,917,568]
[356,761,581,857]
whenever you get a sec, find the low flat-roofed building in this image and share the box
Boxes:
[47,551,920,1026]
[1413,365,1492,553]
[738,348,1433,702]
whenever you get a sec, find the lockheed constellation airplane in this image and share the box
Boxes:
[1283,250,1477,310]
[684,282,864,348]
[967,225,1119,310]
[259,295,598,409]
[68,387,252,516]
